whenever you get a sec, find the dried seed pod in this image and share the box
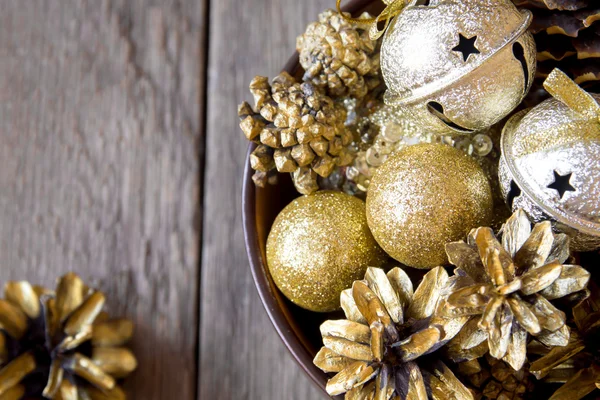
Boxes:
[513,0,600,90]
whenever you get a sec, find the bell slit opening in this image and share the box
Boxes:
[512,42,529,94]
[426,101,474,133]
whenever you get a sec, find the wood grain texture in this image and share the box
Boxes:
[0,0,205,398]
[200,0,331,399]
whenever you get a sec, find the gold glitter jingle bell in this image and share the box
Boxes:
[499,69,600,251]
[381,0,536,135]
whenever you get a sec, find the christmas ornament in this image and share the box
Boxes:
[528,284,600,400]
[0,273,136,399]
[266,191,387,312]
[380,0,536,135]
[313,266,474,399]
[499,68,600,251]
[513,0,600,88]
[346,102,498,194]
[456,356,535,399]
[443,209,590,370]
[366,143,494,269]
[239,72,354,195]
[296,9,381,99]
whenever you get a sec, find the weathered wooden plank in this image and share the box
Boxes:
[0,1,205,398]
[200,0,331,399]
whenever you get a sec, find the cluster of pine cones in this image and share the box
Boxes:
[313,210,598,400]
[238,9,381,195]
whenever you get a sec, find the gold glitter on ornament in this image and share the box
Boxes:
[266,191,387,312]
[342,103,499,195]
[366,143,494,269]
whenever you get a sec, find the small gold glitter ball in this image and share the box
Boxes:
[267,191,387,312]
[366,143,493,269]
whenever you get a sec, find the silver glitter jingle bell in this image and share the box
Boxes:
[381,0,536,135]
[499,69,600,251]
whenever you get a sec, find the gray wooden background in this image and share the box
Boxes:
[0,0,331,398]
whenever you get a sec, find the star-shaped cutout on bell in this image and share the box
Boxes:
[547,170,576,199]
[452,34,480,62]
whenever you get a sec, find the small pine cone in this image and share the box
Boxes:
[296,9,381,99]
[239,72,354,195]
[457,356,535,400]
[513,0,600,94]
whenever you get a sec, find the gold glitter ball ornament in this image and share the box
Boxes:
[366,143,493,269]
[499,69,600,251]
[380,0,536,135]
[266,191,387,312]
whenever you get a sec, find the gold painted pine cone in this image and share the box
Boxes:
[527,283,600,400]
[313,266,474,399]
[513,0,600,88]
[457,356,535,400]
[296,9,381,99]
[238,72,354,194]
[0,273,137,399]
[443,209,590,370]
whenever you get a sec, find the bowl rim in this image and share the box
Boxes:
[242,1,376,397]
[243,54,333,396]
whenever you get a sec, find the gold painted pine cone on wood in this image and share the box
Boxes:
[513,0,600,87]
[238,72,354,194]
[528,283,600,400]
[313,266,474,400]
[442,209,590,371]
[0,273,136,399]
[296,9,381,99]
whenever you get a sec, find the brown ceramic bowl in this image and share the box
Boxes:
[242,1,383,397]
